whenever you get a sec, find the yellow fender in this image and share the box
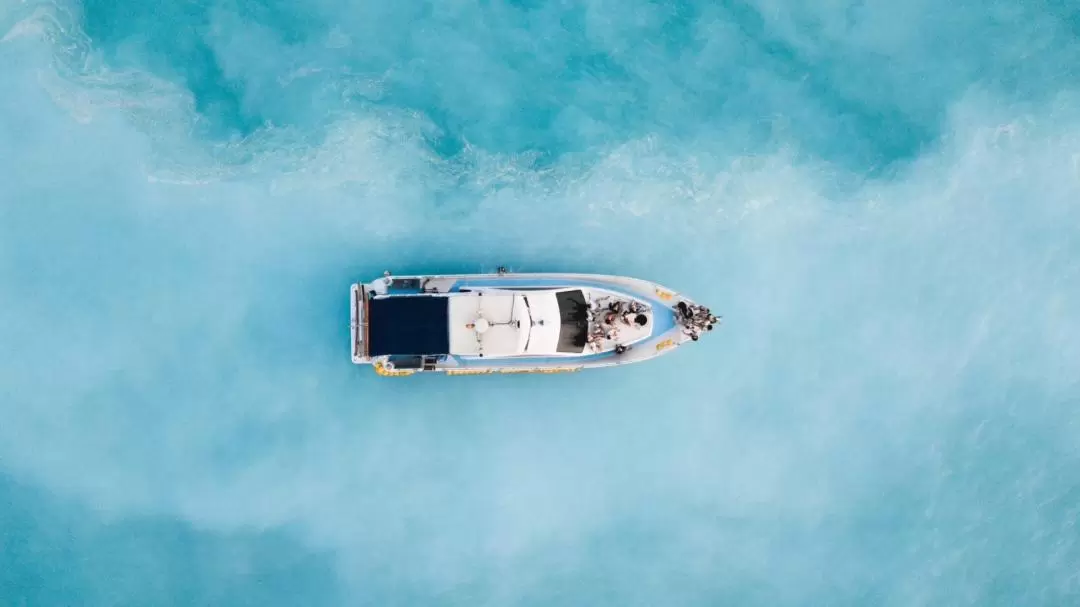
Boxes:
[373,362,415,377]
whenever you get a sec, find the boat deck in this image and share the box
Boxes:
[352,271,718,374]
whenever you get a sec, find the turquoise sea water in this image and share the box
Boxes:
[2,0,1080,605]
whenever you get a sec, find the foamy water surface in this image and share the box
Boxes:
[2,1,1079,605]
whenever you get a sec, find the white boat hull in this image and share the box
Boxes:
[350,271,718,376]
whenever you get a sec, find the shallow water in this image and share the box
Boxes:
[2,1,1079,605]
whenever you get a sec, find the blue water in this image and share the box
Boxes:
[2,0,1079,604]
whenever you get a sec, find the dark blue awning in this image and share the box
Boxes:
[367,296,450,356]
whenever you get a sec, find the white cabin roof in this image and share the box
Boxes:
[448,290,567,357]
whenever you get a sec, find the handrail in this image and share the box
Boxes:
[361,287,370,358]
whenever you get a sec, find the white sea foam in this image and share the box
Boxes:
[2,0,1079,604]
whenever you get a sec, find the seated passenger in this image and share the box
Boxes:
[677,301,691,318]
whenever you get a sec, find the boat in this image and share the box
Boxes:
[350,268,719,376]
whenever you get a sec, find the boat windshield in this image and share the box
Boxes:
[556,289,589,353]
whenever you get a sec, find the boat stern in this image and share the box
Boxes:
[350,283,369,364]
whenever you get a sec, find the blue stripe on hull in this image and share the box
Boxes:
[452,348,618,368]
